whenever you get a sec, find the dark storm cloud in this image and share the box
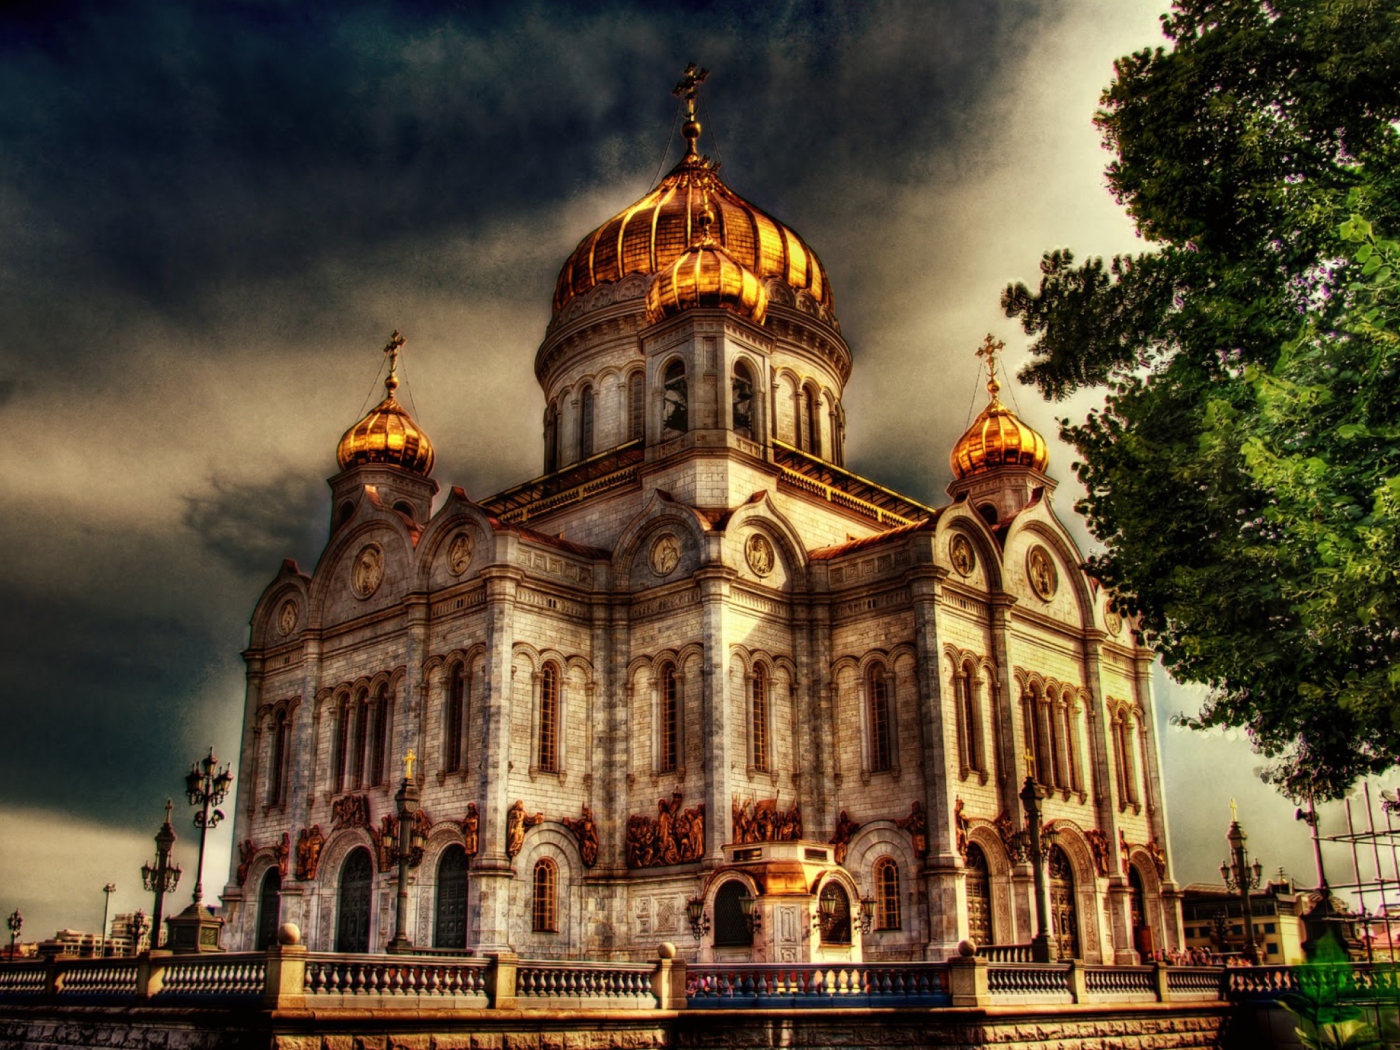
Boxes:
[184,471,329,577]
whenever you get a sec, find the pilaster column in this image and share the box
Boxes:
[807,598,836,840]
[909,564,959,957]
[697,566,735,865]
[399,594,430,772]
[987,594,1020,820]
[472,565,523,951]
[1085,632,1133,962]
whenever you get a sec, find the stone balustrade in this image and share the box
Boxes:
[687,962,952,1007]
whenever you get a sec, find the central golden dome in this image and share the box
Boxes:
[553,131,832,320]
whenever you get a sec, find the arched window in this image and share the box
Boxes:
[662,360,688,436]
[751,664,770,773]
[802,386,820,455]
[351,688,369,787]
[818,882,851,945]
[255,868,282,951]
[532,859,558,932]
[544,402,559,473]
[332,695,350,794]
[1114,708,1139,808]
[434,845,469,949]
[829,404,842,465]
[1024,684,1052,787]
[713,880,753,947]
[335,848,373,952]
[732,362,755,439]
[658,662,679,774]
[1128,864,1152,957]
[1048,689,1067,790]
[578,384,594,459]
[444,663,466,774]
[369,685,389,786]
[965,844,992,947]
[875,858,901,931]
[539,663,560,773]
[1061,697,1082,792]
[628,371,645,442]
[868,666,892,773]
[956,661,983,778]
[268,709,289,806]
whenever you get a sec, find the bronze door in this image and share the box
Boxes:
[255,869,281,951]
[335,848,373,953]
[434,845,469,949]
[1048,846,1079,959]
[965,844,992,947]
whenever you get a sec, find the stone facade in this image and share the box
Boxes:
[219,132,1183,969]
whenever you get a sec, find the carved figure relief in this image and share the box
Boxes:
[331,794,371,830]
[954,797,969,861]
[295,824,326,881]
[506,799,543,859]
[829,809,861,865]
[732,797,802,844]
[274,832,290,880]
[352,543,384,598]
[625,791,705,868]
[562,805,599,867]
[1104,607,1123,637]
[236,839,256,886]
[1083,828,1112,877]
[1119,829,1131,875]
[649,533,681,577]
[744,533,775,577]
[895,800,928,857]
[950,534,976,577]
[993,810,1022,862]
[448,531,474,575]
[1026,545,1057,601]
[461,802,479,856]
[277,599,298,636]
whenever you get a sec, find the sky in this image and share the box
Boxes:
[0,0,1387,943]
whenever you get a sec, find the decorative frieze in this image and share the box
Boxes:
[732,797,802,844]
[625,792,705,868]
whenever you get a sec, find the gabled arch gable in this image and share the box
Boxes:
[248,561,312,649]
[305,516,415,626]
[1002,510,1095,628]
[612,491,712,585]
[414,490,501,589]
[935,506,1004,592]
[720,491,809,580]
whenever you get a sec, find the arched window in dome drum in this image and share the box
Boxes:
[802,386,820,456]
[579,385,594,459]
[965,844,992,947]
[444,663,466,774]
[544,402,558,473]
[663,360,688,437]
[819,882,852,945]
[335,848,373,953]
[829,404,843,466]
[255,868,281,951]
[628,372,645,442]
[732,362,754,439]
[434,845,468,948]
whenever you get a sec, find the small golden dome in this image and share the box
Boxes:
[645,207,768,325]
[950,336,1049,480]
[336,331,436,476]
[553,99,832,320]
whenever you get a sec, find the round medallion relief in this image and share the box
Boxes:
[1105,607,1123,637]
[351,543,385,598]
[277,599,298,636]
[448,530,475,575]
[1026,545,1058,602]
[744,533,776,577]
[950,534,976,577]
[649,533,681,577]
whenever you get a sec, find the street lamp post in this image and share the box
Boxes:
[386,750,423,953]
[141,800,182,951]
[6,909,20,959]
[166,749,233,953]
[100,883,116,957]
[1019,752,1057,963]
[1220,799,1264,964]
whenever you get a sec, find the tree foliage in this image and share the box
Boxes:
[1001,0,1400,798]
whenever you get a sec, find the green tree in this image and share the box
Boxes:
[1001,0,1400,798]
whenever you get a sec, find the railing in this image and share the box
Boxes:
[1082,965,1155,999]
[977,943,1035,963]
[687,963,951,1008]
[302,953,489,1007]
[54,960,139,998]
[154,954,265,1000]
[986,962,1073,1002]
[516,961,656,1008]
[1166,966,1228,999]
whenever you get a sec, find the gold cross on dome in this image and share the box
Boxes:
[672,63,710,107]
[384,330,406,375]
[976,334,1005,383]
[404,748,416,780]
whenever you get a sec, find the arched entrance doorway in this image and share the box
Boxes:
[713,880,753,948]
[965,843,992,947]
[818,882,852,946]
[1048,845,1079,959]
[1128,865,1153,958]
[336,847,373,953]
[255,868,281,950]
[434,845,469,949]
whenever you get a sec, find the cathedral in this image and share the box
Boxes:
[220,74,1182,967]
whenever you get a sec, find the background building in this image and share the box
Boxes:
[220,85,1183,964]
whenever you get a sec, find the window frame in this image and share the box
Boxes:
[532,858,558,933]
